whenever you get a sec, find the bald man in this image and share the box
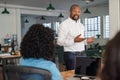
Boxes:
[57,4,94,70]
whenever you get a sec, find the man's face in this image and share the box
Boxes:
[70,6,81,21]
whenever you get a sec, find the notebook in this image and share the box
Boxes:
[74,56,101,79]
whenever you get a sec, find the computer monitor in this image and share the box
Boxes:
[75,56,101,78]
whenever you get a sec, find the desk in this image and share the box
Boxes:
[0,54,21,66]
[61,70,75,80]
[0,54,21,80]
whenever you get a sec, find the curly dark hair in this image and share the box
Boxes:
[20,24,55,61]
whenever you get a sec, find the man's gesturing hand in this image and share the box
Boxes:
[74,34,85,42]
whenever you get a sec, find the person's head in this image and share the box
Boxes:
[20,24,55,61]
[98,31,120,80]
[70,4,81,21]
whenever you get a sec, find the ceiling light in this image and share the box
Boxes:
[40,16,46,20]
[46,3,55,10]
[25,19,29,23]
[1,1,10,14]
[82,0,94,3]
[58,13,64,18]
[84,8,91,14]
[2,8,10,14]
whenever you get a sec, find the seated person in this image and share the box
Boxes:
[97,31,120,80]
[20,24,62,80]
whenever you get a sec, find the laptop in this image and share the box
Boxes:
[73,56,101,79]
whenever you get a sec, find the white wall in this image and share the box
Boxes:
[109,0,120,39]
[0,8,20,45]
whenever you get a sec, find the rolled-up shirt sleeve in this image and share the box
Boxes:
[57,23,74,47]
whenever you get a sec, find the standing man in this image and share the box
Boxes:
[57,4,94,70]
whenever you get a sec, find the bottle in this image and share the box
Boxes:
[0,44,2,54]
[10,40,16,55]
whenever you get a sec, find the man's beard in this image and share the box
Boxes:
[71,15,79,21]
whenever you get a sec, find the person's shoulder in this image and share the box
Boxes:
[41,59,55,65]
[33,59,56,68]
[61,18,70,24]
[40,59,57,70]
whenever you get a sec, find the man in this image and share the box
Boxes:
[57,4,94,70]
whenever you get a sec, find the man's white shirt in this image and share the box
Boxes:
[57,17,87,52]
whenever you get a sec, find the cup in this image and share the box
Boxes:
[3,46,8,53]
[81,76,90,80]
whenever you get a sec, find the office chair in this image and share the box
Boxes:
[0,66,3,80]
[4,65,52,80]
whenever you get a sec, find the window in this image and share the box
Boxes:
[83,16,101,38]
[42,23,51,28]
[53,22,60,37]
[53,22,60,34]
[43,22,60,37]
[103,15,109,38]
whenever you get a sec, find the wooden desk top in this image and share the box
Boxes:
[0,52,21,59]
[61,70,75,80]
[0,54,21,59]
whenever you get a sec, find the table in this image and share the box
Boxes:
[0,53,21,80]
[61,70,75,80]
[0,53,21,66]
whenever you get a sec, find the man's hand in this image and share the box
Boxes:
[74,34,86,42]
[87,37,94,44]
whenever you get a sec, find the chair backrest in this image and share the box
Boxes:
[4,65,52,80]
[0,66,4,80]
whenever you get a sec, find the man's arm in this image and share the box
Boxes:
[74,34,86,42]
[86,37,94,44]
[74,33,94,45]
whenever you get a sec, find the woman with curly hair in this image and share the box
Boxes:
[20,24,62,80]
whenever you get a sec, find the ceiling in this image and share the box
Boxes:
[0,0,108,10]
